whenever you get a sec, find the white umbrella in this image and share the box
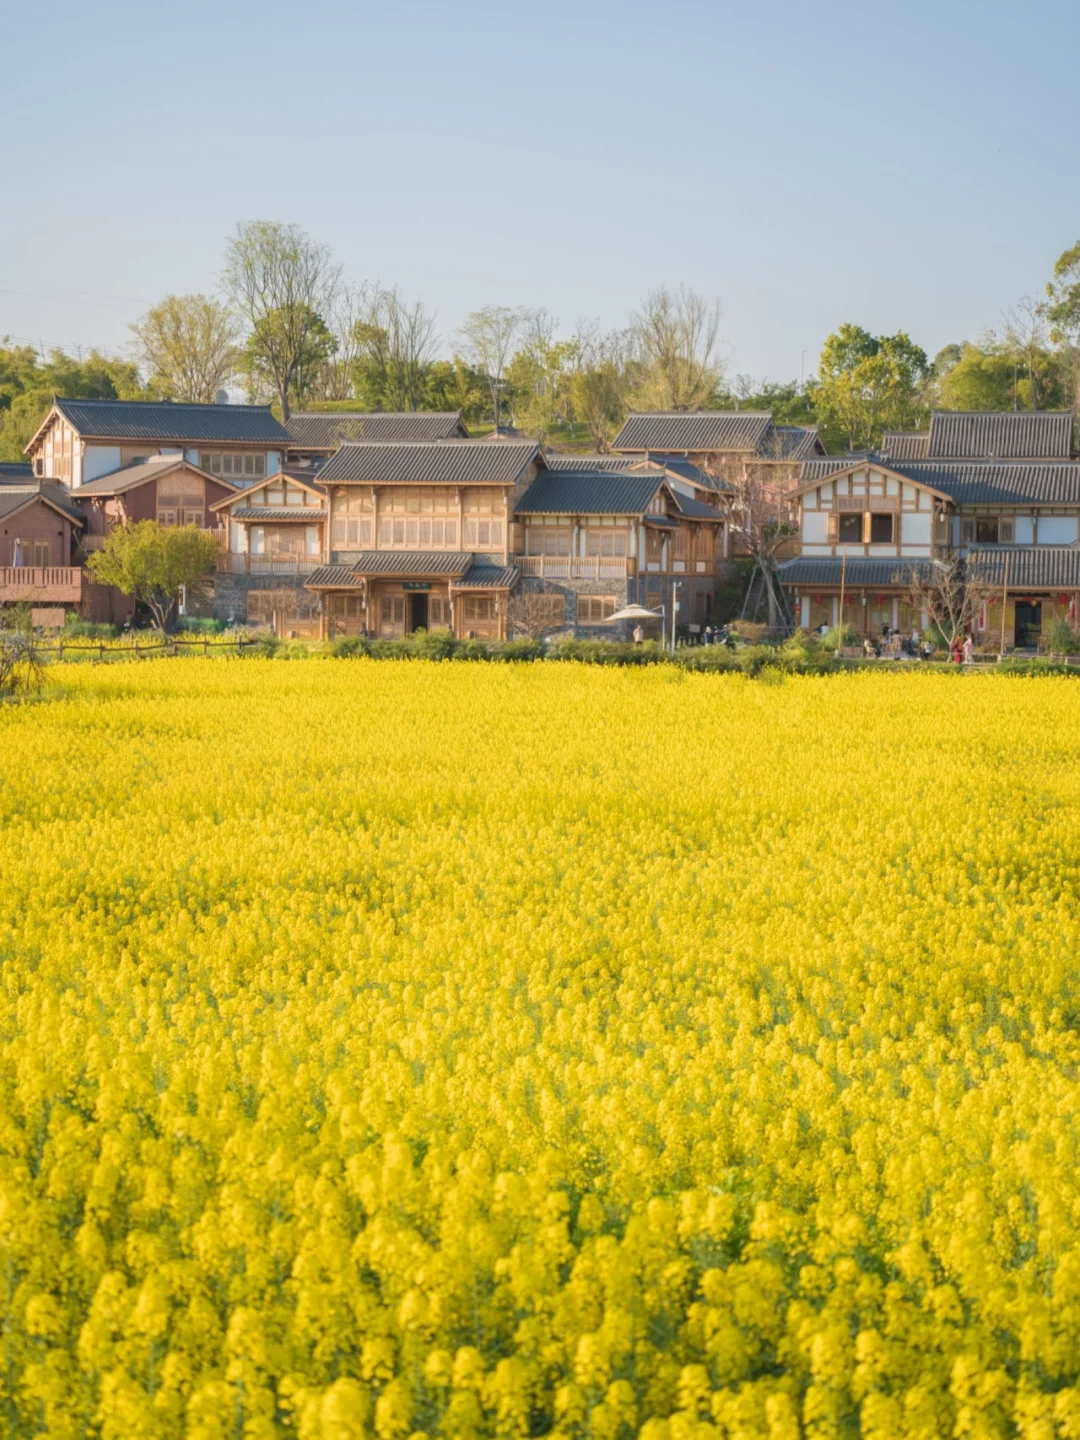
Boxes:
[603,604,663,623]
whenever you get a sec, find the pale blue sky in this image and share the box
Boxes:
[2,0,1077,385]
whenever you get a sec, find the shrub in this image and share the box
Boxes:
[1045,617,1080,654]
[63,616,120,640]
[412,628,460,661]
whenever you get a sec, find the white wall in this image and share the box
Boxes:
[803,511,829,544]
[903,513,931,547]
[83,446,122,482]
[267,451,281,476]
[1015,516,1035,544]
[1039,517,1078,544]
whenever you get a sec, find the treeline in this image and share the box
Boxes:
[4,224,1080,460]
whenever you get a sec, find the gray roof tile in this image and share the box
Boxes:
[515,471,664,515]
[454,562,520,589]
[779,557,932,586]
[966,546,1080,588]
[0,482,83,525]
[319,439,539,485]
[881,431,930,460]
[305,565,365,588]
[287,412,468,448]
[346,551,473,577]
[613,412,774,453]
[927,410,1073,459]
[49,397,291,445]
[230,507,327,521]
[889,461,1080,506]
[75,456,234,497]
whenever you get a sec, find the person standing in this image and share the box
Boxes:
[633,623,644,645]
[962,633,974,665]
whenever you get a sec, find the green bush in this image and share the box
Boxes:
[490,638,544,663]
[412,628,460,661]
[1044,617,1080,654]
[62,616,120,639]
[176,617,226,634]
[326,635,372,658]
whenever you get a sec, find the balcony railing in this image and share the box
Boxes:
[0,566,83,602]
[515,555,637,579]
[217,553,320,576]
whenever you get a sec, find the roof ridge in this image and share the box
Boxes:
[54,395,273,412]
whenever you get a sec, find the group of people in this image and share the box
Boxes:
[860,623,975,663]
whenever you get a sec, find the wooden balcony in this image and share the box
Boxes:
[0,566,83,603]
[217,553,319,576]
[516,555,637,579]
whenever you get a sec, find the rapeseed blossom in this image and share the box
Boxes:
[1,661,1080,1437]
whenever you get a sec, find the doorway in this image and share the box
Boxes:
[408,592,429,633]
[1014,601,1042,649]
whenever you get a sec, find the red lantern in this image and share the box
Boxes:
[875,594,885,605]
[812,593,823,604]
[1060,593,1069,607]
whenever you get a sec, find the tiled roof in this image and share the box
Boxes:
[881,431,930,460]
[799,456,871,481]
[230,507,327,521]
[75,456,231,497]
[0,462,34,481]
[779,557,933,587]
[966,546,1080,589]
[772,425,823,460]
[543,453,643,471]
[889,461,1080,507]
[46,397,291,445]
[305,565,364,588]
[671,492,723,519]
[927,410,1073,459]
[515,471,664,515]
[347,551,472,577]
[544,451,728,493]
[453,562,520,589]
[319,439,539,485]
[798,455,1080,507]
[613,412,774,453]
[286,412,468,448]
[0,482,83,525]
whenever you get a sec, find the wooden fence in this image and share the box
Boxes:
[39,636,259,662]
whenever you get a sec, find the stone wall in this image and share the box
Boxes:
[212,572,317,625]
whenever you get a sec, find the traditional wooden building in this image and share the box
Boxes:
[301,438,539,640]
[0,482,85,623]
[285,412,469,469]
[76,456,236,544]
[611,411,824,491]
[514,467,725,633]
[27,397,292,490]
[781,410,1080,646]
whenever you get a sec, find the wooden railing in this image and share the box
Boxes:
[0,566,83,602]
[217,553,319,576]
[515,555,637,579]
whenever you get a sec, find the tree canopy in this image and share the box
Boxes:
[86,522,220,633]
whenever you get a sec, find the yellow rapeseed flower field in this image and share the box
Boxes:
[3,660,1080,1439]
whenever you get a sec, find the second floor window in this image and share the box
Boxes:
[202,452,266,479]
[838,513,862,543]
[869,513,894,543]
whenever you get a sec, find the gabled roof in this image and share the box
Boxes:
[318,439,540,485]
[889,461,1080,507]
[967,546,1080,588]
[211,470,325,511]
[453,562,520,589]
[514,471,667,516]
[286,411,469,448]
[800,456,872,481]
[75,456,236,497]
[927,410,1073,460]
[793,458,952,503]
[772,425,824,460]
[671,492,723,520]
[613,412,775,453]
[544,451,728,493]
[0,482,84,526]
[29,397,291,450]
[881,431,930,460]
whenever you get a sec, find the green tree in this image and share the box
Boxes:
[237,309,336,414]
[1045,242,1080,408]
[222,221,341,421]
[458,307,528,430]
[811,324,930,450]
[937,343,1017,411]
[86,522,220,633]
[131,294,240,403]
[506,312,580,438]
[0,343,146,460]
